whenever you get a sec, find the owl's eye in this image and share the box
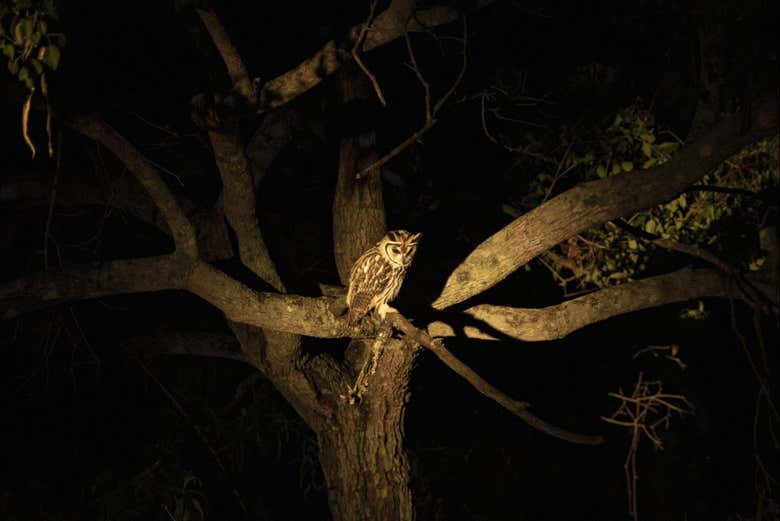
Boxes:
[391,246,401,254]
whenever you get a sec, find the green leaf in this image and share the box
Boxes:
[29,57,42,74]
[642,158,656,169]
[596,165,606,178]
[14,16,34,43]
[42,43,59,69]
[17,64,29,81]
[611,163,622,175]
[7,59,18,75]
[644,219,657,234]
[2,43,14,59]
[628,239,638,250]
[641,142,652,158]
[621,161,633,172]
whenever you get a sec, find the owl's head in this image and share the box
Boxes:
[378,230,422,267]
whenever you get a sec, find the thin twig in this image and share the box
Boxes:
[352,0,386,107]
[404,28,431,119]
[355,16,468,179]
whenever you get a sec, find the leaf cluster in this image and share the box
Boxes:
[502,100,778,293]
[0,0,65,91]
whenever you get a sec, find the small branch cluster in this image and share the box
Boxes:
[354,16,468,179]
[601,372,695,521]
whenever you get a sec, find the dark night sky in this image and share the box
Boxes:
[1,1,778,520]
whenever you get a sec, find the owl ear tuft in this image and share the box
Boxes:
[410,232,422,243]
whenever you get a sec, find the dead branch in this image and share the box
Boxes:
[601,372,694,521]
[354,16,468,179]
[432,98,779,309]
[69,114,198,256]
[387,312,604,445]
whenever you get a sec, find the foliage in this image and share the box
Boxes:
[0,0,65,91]
[91,451,205,521]
[497,98,779,295]
[89,376,323,520]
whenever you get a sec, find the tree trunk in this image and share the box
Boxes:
[316,340,418,521]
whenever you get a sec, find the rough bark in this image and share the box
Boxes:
[317,340,418,521]
[461,266,778,342]
[332,64,387,284]
[432,100,778,309]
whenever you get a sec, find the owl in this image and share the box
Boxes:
[346,230,422,324]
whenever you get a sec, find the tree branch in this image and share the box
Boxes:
[354,16,468,180]
[208,130,285,291]
[0,254,188,319]
[332,65,387,283]
[387,312,604,445]
[126,329,252,365]
[461,266,777,342]
[257,0,493,112]
[69,114,199,257]
[432,98,779,309]
[196,8,256,104]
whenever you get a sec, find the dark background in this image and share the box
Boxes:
[1,1,778,519]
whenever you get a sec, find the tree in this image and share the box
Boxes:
[1,1,777,519]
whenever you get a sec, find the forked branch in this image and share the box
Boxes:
[354,16,468,179]
[432,100,778,309]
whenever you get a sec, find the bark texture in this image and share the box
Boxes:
[317,340,418,521]
[332,64,387,284]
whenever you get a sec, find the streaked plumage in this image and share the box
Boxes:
[346,230,421,324]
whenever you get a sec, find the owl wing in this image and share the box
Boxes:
[347,252,394,324]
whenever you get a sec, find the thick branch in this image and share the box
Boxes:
[462,266,776,342]
[257,0,493,112]
[70,114,198,257]
[387,313,604,445]
[332,65,387,283]
[196,8,256,104]
[208,130,285,291]
[432,99,778,309]
[246,106,301,190]
[0,255,187,319]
